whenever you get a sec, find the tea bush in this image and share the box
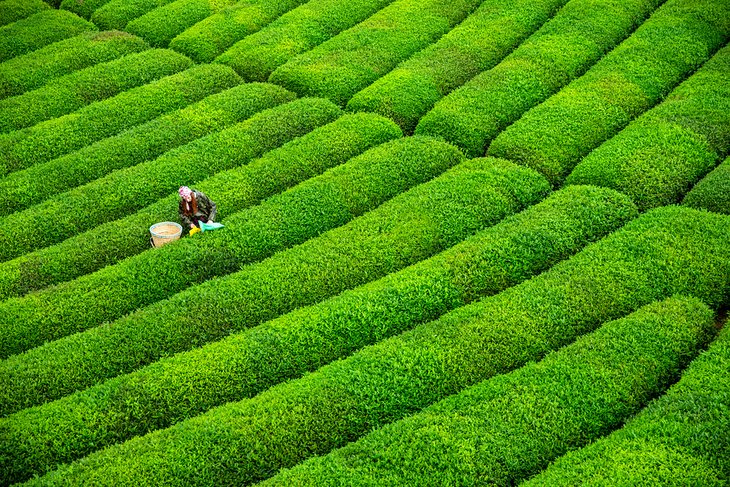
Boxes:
[269,0,485,106]
[524,324,730,485]
[0,49,202,175]
[0,10,95,62]
[683,156,730,214]
[0,97,339,270]
[125,0,239,48]
[0,186,640,480]
[214,0,397,82]
[566,44,730,210]
[265,296,714,486]
[0,31,148,100]
[169,0,309,63]
[488,0,730,185]
[347,0,570,132]
[0,48,197,133]
[0,82,290,217]
[415,0,664,157]
[0,0,49,27]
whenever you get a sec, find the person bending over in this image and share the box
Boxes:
[178,186,217,235]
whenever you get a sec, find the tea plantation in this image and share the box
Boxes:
[0,0,728,484]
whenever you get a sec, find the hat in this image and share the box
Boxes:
[179,186,192,199]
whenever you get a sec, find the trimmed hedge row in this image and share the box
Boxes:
[414,0,663,158]
[0,113,403,357]
[346,0,569,132]
[268,0,485,106]
[0,185,640,480]
[0,52,221,176]
[0,0,49,27]
[565,43,730,210]
[0,99,346,303]
[0,48,198,134]
[0,156,541,486]
[0,151,543,409]
[683,156,730,215]
[90,0,178,30]
[0,154,547,415]
[168,0,309,64]
[125,0,239,48]
[0,96,339,267]
[0,31,148,101]
[0,102,356,352]
[16,204,730,486]
[61,0,114,20]
[213,0,398,82]
[524,325,730,486]
[265,296,715,486]
[84,207,719,486]
[0,83,290,219]
[488,0,730,186]
[0,9,96,62]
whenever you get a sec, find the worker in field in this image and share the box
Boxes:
[178,186,220,236]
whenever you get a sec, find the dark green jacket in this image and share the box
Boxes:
[178,190,217,228]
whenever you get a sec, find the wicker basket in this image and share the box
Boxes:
[149,221,182,248]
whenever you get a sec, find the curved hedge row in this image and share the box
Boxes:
[683,156,730,215]
[565,43,730,211]
[0,9,96,62]
[0,31,148,101]
[265,296,715,486]
[60,0,113,20]
[0,185,640,480]
[0,151,538,407]
[488,0,730,185]
[125,0,239,48]
[0,83,290,219]
[0,155,548,415]
[0,53,229,177]
[0,96,339,267]
[0,113,403,357]
[0,100,349,302]
[0,156,542,486]
[168,0,309,63]
[346,0,569,132]
[213,0,397,82]
[24,205,730,486]
[90,0,178,30]
[0,48,199,134]
[73,206,726,486]
[14,204,730,486]
[414,0,663,158]
[524,325,730,486]
[268,0,485,106]
[0,0,49,27]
